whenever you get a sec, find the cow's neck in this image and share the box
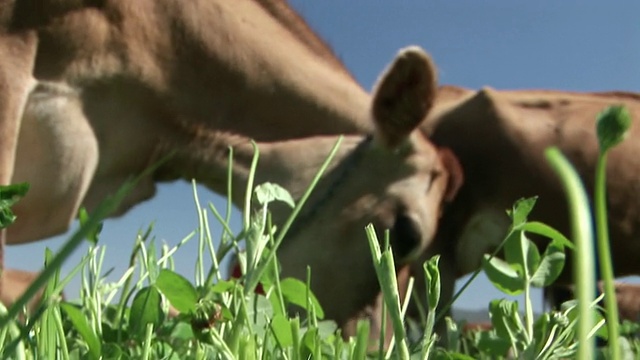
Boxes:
[166,132,363,224]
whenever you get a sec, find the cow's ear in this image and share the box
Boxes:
[371,47,438,149]
[438,147,464,202]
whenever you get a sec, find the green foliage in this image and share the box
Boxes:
[0,174,633,359]
[421,256,441,358]
[279,278,325,319]
[483,197,567,314]
[0,105,636,359]
[366,225,410,360]
[129,286,163,337]
[254,182,295,209]
[156,269,198,314]
[61,303,102,360]
[78,207,103,245]
[0,182,28,229]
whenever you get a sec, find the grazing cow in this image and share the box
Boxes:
[0,0,464,342]
[397,86,640,327]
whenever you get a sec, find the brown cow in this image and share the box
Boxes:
[350,86,640,343]
[401,86,640,328]
[0,0,464,343]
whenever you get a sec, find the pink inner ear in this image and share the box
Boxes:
[438,147,464,202]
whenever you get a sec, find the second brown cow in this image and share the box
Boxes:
[403,86,640,328]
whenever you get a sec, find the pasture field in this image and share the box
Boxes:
[0,106,637,359]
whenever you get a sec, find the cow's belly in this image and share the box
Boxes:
[9,82,98,244]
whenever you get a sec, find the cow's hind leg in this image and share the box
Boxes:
[0,269,44,318]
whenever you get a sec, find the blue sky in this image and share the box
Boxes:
[9,2,640,312]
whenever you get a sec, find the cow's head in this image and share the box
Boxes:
[276,47,463,325]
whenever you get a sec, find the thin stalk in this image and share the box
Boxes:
[365,224,409,360]
[594,153,620,359]
[523,281,533,343]
[141,324,154,360]
[352,321,370,360]
[243,142,260,230]
[52,306,70,360]
[593,104,631,359]
[545,147,595,359]
[267,214,286,316]
[225,146,234,245]
[192,179,206,286]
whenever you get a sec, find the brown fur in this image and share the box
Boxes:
[0,1,463,347]
[0,269,47,316]
[400,86,640,330]
[425,87,640,280]
[609,282,640,322]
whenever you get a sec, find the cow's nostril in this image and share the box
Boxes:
[390,212,422,261]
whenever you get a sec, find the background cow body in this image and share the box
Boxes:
[408,87,640,319]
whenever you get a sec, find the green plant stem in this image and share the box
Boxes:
[305,267,318,328]
[245,137,343,293]
[594,153,620,360]
[243,142,260,230]
[352,320,370,360]
[523,282,533,343]
[141,323,153,360]
[386,277,414,359]
[290,317,301,360]
[365,224,409,360]
[225,146,234,244]
[267,215,286,316]
[193,179,206,286]
[115,236,144,337]
[545,147,595,359]
[378,300,387,359]
[51,306,70,360]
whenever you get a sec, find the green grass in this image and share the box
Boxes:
[0,106,636,359]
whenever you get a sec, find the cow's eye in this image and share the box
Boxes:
[390,212,422,261]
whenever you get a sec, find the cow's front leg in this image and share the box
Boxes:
[11,82,99,243]
[0,31,38,302]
